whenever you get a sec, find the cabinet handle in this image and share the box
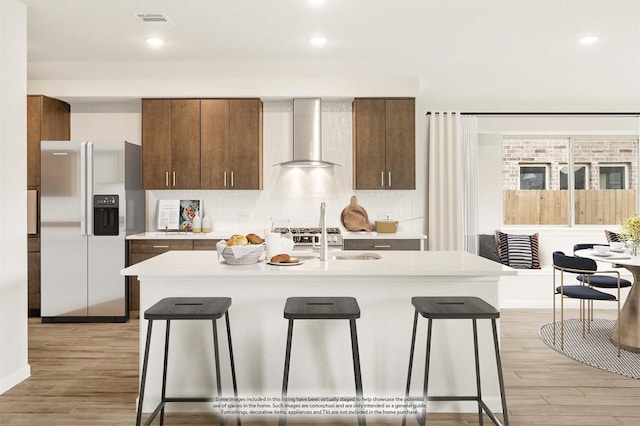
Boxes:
[388,171,392,188]
[165,171,169,188]
[172,171,176,187]
[224,171,227,187]
[381,171,384,187]
[152,245,169,248]
[231,171,234,187]
[373,245,392,248]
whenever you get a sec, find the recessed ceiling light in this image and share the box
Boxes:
[309,36,327,47]
[145,37,165,48]
[579,35,598,45]
[309,0,325,4]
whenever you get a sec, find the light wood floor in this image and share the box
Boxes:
[0,309,638,425]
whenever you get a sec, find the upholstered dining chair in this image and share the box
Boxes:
[572,243,632,289]
[552,251,622,356]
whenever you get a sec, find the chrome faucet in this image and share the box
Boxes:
[319,202,328,261]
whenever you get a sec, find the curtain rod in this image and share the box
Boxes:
[425,112,640,116]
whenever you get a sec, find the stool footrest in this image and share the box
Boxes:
[164,396,215,403]
[427,396,481,402]
[410,397,503,426]
[144,398,220,426]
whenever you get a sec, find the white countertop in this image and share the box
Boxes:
[121,249,514,278]
[126,231,428,240]
[341,231,427,239]
[126,231,227,240]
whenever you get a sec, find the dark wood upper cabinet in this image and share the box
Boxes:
[201,98,262,190]
[142,99,200,189]
[27,95,70,187]
[229,99,262,190]
[171,99,201,189]
[201,99,230,189]
[142,99,172,189]
[353,98,415,190]
[144,98,261,190]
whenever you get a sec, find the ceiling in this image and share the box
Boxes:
[21,0,640,109]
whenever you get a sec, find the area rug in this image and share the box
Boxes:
[539,318,640,379]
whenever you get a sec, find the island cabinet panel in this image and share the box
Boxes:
[343,238,422,251]
[201,98,263,190]
[142,99,172,189]
[353,98,415,190]
[127,239,195,311]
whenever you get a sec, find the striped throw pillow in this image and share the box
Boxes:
[495,231,540,269]
[605,230,620,242]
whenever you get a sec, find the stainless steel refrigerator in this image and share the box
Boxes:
[40,141,144,322]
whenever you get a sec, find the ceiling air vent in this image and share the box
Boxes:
[133,13,174,25]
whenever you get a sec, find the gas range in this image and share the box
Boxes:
[273,227,343,247]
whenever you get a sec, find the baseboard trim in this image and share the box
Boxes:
[0,363,31,395]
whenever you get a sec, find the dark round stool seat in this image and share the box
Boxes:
[280,297,365,426]
[403,296,509,426]
[136,297,240,426]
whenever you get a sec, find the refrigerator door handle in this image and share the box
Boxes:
[86,142,94,236]
[80,142,87,235]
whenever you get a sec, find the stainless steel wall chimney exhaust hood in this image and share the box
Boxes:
[276,98,340,168]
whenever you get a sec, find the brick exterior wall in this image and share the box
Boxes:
[503,138,637,190]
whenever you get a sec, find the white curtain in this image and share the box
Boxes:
[462,115,479,254]
[427,112,479,252]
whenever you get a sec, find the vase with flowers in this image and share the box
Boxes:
[620,216,640,256]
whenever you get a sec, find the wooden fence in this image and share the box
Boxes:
[503,189,637,225]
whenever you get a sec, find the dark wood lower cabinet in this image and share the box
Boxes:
[28,246,41,317]
[127,239,221,312]
[343,238,423,251]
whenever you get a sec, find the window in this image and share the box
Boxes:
[519,165,547,189]
[502,137,638,225]
[599,165,627,189]
[559,164,588,190]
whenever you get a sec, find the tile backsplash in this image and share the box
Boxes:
[146,100,422,234]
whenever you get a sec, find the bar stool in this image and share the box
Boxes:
[279,297,365,426]
[136,297,240,426]
[402,296,509,426]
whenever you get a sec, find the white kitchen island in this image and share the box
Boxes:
[121,250,515,421]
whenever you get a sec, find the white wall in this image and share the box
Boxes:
[70,101,141,145]
[0,0,29,395]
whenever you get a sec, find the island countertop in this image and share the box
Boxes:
[124,250,515,420]
[121,249,515,279]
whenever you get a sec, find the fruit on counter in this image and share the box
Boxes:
[270,254,299,264]
[246,233,264,244]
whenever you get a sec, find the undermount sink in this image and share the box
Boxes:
[289,251,382,261]
[329,253,382,260]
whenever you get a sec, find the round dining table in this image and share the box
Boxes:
[575,248,640,353]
